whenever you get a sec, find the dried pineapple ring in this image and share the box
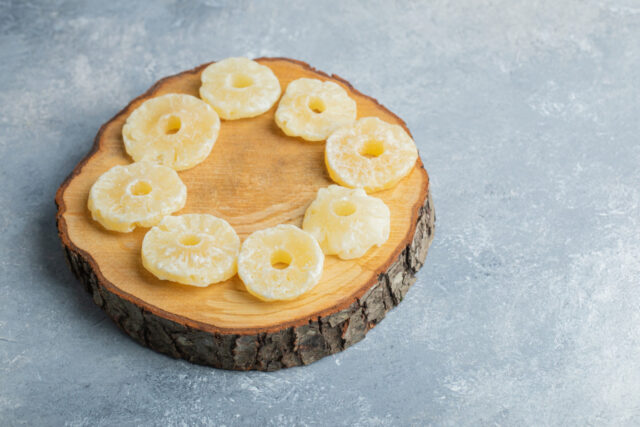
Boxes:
[325,117,418,193]
[238,224,324,301]
[142,214,240,287]
[275,78,357,141]
[199,57,281,120]
[122,93,220,171]
[303,185,390,260]
[88,162,187,233]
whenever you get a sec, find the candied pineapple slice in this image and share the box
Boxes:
[325,117,418,193]
[142,214,240,287]
[238,224,324,301]
[199,57,281,120]
[302,185,390,259]
[275,78,356,141]
[88,162,187,232]
[122,93,220,171]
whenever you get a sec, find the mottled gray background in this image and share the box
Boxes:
[2,0,640,425]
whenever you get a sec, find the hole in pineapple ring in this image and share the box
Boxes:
[332,200,357,217]
[270,249,292,270]
[308,97,326,114]
[179,234,202,247]
[161,114,182,135]
[129,180,152,196]
[231,74,254,89]
[359,139,385,158]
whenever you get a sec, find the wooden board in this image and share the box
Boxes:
[55,58,435,370]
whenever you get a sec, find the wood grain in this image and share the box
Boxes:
[55,58,434,369]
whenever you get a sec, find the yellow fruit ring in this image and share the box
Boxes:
[325,117,418,193]
[199,57,281,120]
[142,214,240,287]
[122,93,220,171]
[87,162,186,232]
[302,185,390,260]
[275,78,356,141]
[237,224,324,301]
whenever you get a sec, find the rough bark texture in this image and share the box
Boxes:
[58,191,434,371]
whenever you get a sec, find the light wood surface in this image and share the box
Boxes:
[57,58,429,335]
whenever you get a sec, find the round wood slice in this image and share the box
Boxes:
[55,58,435,371]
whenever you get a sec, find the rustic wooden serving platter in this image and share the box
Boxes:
[55,58,435,371]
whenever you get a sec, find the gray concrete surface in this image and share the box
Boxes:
[2,0,640,425]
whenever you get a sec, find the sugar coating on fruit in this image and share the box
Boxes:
[142,214,240,287]
[88,162,187,232]
[325,117,418,193]
[199,57,281,120]
[275,78,357,141]
[303,185,390,259]
[238,224,324,301]
[122,93,220,171]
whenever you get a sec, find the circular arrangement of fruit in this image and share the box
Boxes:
[56,57,434,370]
